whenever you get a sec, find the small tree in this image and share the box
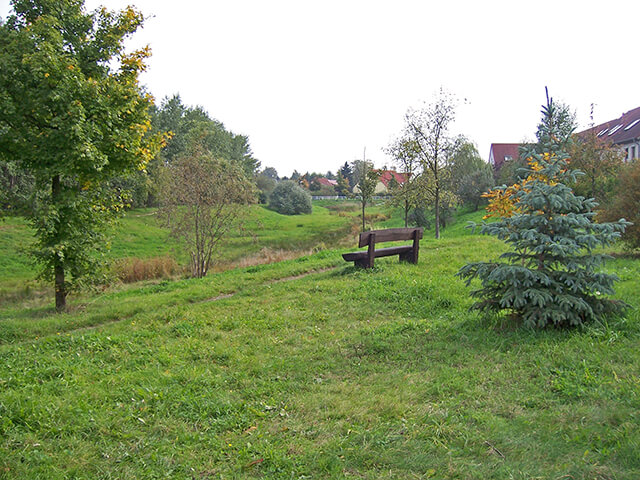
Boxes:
[268,181,312,215]
[448,138,494,211]
[570,106,623,204]
[339,162,354,188]
[352,159,379,232]
[457,94,629,328]
[385,137,421,227]
[401,89,458,239]
[159,149,255,278]
[335,171,351,196]
[0,0,163,310]
[255,167,278,204]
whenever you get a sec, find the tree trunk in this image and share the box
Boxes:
[362,200,366,232]
[52,175,66,311]
[404,199,409,228]
[434,187,441,239]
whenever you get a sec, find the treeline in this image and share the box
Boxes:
[1,94,259,211]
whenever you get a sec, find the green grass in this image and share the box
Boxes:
[1,207,639,478]
[0,203,358,302]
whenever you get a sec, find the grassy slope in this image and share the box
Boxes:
[1,208,639,478]
[0,203,357,301]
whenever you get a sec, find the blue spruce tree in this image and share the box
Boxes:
[457,94,629,328]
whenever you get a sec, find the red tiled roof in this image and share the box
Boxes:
[376,170,407,188]
[578,106,640,145]
[489,143,520,170]
[316,177,338,187]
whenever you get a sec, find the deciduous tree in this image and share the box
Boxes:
[598,160,640,250]
[570,107,623,204]
[448,138,494,210]
[268,181,312,215]
[401,89,457,239]
[352,158,379,232]
[385,137,421,227]
[158,146,256,278]
[0,0,163,310]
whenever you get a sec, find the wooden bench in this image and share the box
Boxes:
[342,227,424,268]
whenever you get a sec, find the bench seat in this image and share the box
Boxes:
[342,245,412,262]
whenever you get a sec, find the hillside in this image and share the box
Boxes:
[1,207,639,478]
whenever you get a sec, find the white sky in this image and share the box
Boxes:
[2,0,640,177]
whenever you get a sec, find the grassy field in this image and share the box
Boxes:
[1,204,639,478]
[0,202,366,304]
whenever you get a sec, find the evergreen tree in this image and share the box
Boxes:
[336,171,351,196]
[457,94,629,328]
[339,161,354,187]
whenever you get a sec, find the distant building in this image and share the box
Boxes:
[488,143,520,171]
[352,170,407,195]
[577,106,640,162]
[376,170,407,194]
[315,177,338,188]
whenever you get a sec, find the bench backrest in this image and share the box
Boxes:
[358,227,424,247]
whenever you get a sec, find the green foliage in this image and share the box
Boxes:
[448,138,494,210]
[570,115,623,205]
[158,147,256,278]
[458,95,629,328]
[151,95,260,178]
[335,171,351,196]
[0,158,34,213]
[385,137,422,227]
[255,169,277,204]
[339,161,354,187]
[352,160,379,231]
[397,89,459,239]
[408,206,430,228]
[495,155,528,185]
[0,0,163,309]
[599,160,640,250]
[268,181,312,215]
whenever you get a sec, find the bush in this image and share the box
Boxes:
[408,207,430,228]
[268,181,312,215]
[599,160,640,250]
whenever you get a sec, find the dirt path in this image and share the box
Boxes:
[59,266,340,336]
[196,266,338,303]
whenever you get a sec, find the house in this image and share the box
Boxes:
[353,170,407,195]
[488,143,520,171]
[577,106,640,162]
[315,177,338,188]
[377,170,407,192]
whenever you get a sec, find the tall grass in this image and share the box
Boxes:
[112,255,182,283]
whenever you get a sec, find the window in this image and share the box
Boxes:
[624,119,640,131]
[608,124,623,136]
[597,128,609,136]
[626,145,637,162]
[504,155,513,162]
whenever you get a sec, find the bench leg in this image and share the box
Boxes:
[366,233,376,268]
[399,251,413,263]
[354,258,370,268]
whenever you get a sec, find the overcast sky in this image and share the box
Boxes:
[2,0,639,177]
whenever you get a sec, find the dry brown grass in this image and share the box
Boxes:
[112,256,182,283]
